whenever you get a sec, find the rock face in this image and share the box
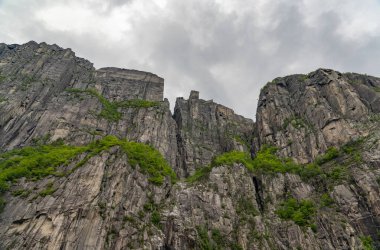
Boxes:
[174,90,254,176]
[0,41,178,168]
[1,42,380,250]
[256,69,380,163]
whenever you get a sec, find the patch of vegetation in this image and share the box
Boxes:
[271,77,281,85]
[196,226,226,250]
[0,142,88,193]
[11,188,31,198]
[30,134,52,146]
[39,182,57,197]
[299,74,308,82]
[315,147,339,165]
[121,141,176,185]
[326,165,347,182]
[211,229,225,248]
[138,210,145,219]
[0,96,7,103]
[0,135,176,212]
[98,201,107,218]
[151,211,161,227]
[196,226,243,250]
[250,146,300,174]
[320,193,334,208]
[118,99,160,108]
[187,146,301,182]
[143,198,162,228]
[341,138,365,163]
[297,163,322,181]
[186,165,213,183]
[360,235,375,250]
[369,114,380,123]
[373,86,380,93]
[276,198,316,228]
[106,226,118,245]
[187,138,365,186]
[282,116,307,130]
[232,135,251,149]
[310,224,317,233]
[123,215,136,224]
[236,197,258,218]
[66,88,159,122]
[67,88,121,121]
[197,226,214,250]
[20,75,37,91]
[212,151,253,169]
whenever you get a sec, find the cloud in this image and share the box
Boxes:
[1,0,380,119]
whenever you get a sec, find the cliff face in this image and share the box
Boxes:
[0,42,379,250]
[174,90,254,177]
[256,69,380,163]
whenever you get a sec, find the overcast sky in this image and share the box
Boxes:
[1,0,380,119]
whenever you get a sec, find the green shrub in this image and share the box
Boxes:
[298,163,322,180]
[276,198,316,227]
[11,188,31,198]
[151,211,161,226]
[315,147,339,165]
[251,146,299,173]
[186,165,213,183]
[122,141,176,185]
[310,224,317,233]
[39,182,57,197]
[123,215,136,224]
[197,226,214,250]
[320,193,334,208]
[186,150,254,183]
[341,138,365,163]
[196,226,240,250]
[360,235,374,250]
[211,151,252,169]
[327,165,347,181]
[282,117,306,130]
[300,75,308,82]
[211,229,225,247]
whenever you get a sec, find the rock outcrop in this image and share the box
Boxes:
[0,41,178,168]
[256,68,380,163]
[174,90,254,176]
[1,42,380,250]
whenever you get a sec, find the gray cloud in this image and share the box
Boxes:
[1,0,380,119]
